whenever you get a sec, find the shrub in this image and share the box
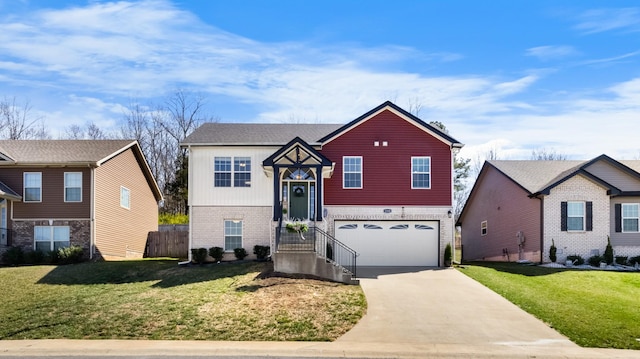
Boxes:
[566,255,584,266]
[549,239,557,263]
[588,255,605,267]
[629,256,640,266]
[57,246,84,264]
[233,248,248,260]
[253,245,270,261]
[158,212,189,225]
[1,246,24,265]
[208,246,224,262]
[47,250,60,264]
[444,243,452,266]
[615,256,628,265]
[24,250,46,264]
[604,236,614,265]
[191,248,208,264]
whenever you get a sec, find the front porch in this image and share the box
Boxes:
[273,223,358,285]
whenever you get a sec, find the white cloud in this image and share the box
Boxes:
[1,0,640,164]
[525,46,577,61]
[574,8,640,34]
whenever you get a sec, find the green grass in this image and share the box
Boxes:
[458,262,640,349]
[0,260,366,341]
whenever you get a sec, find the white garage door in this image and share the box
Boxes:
[334,220,440,266]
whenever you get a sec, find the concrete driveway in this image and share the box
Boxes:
[337,266,577,347]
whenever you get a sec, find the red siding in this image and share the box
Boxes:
[320,109,452,206]
[460,166,541,262]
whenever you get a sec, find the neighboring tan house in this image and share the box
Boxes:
[182,101,463,281]
[0,140,163,260]
[457,155,640,263]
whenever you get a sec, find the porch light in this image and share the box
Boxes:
[447,210,452,218]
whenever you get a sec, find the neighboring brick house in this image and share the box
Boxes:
[0,140,163,259]
[182,101,463,279]
[457,155,640,263]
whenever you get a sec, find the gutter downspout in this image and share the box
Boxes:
[187,145,193,263]
[538,196,544,264]
[90,166,96,260]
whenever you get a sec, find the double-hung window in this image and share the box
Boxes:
[64,172,82,202]
[224,220,242,251]
[234,157,251,187]
[567,201,585,231]
[214,157,251,187]
[412,157,431,189]
[24,172,42,202]
[343,156,362,189]
[34,226,70,252]
[622,203,639,232]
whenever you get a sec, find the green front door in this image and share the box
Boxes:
[289,182,308,220]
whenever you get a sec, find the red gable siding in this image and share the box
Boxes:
[320,109,452,206]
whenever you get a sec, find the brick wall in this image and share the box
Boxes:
[543,175,610,263]
[11,219,91,256]
[190,206,272,261]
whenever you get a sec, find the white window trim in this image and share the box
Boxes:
[622,203,639,233]
[64,172,82,203]
[411,156,431,189]
[481,220,487,236]
[214,156,252,188]
[567,201,585,232]
[224,219,243,252]
[120,186,131,209]
[233,157,252,187]
[34,225,70,252]
[23,172,42,203]
[342,156,363,189]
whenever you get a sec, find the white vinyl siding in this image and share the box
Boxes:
[190,147,274,206]
[64,172,82,202]
[24,172,42,202]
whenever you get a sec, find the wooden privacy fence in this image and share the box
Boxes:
[145,231,189,259]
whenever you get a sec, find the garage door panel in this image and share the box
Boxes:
[335,220,439,266]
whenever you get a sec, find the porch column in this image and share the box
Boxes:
[272,165,281,221]
[315,165,323,221]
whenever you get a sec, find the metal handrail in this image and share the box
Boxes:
[276,225,357,278]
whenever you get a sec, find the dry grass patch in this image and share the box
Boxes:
[0,260,365,341]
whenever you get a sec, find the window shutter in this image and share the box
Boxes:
[560,201,567,231]
[586,201,593,231]
[615,203,622,233]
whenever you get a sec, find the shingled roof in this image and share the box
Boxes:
[0,140,162,201]
[0,140,138,165]
[181,123,343,146]
[488,160,585,194]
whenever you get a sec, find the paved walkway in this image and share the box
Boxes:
[0,267,638,358]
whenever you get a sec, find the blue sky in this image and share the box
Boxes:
[1,0,640,163]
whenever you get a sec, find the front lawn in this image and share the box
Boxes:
[459,262,640,349]
[0,260,366,341]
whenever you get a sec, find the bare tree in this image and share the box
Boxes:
[65,124,85,139]
[531,148,568,160]
[0,96,49,139]
[86,121,108,139]
[121,91,218,215]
